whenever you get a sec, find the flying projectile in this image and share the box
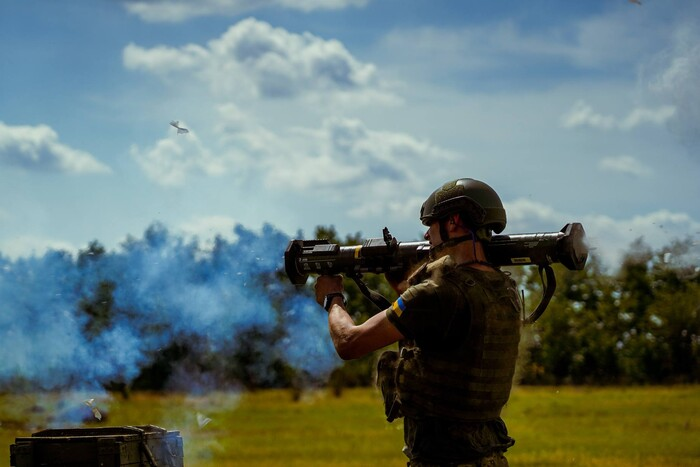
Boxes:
[169,120,189,135]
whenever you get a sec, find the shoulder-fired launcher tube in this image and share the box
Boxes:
[284,222,588,286]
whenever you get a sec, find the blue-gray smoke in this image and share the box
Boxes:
[0,222,340,391]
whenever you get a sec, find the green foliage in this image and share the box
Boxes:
[519,237,700,385]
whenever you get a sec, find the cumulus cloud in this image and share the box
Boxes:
[0,122,111,174]
[214,106,455,186]
[560,100,675,130]
[249,116,456,192]
[598,155,652,177]
[123,0,368,23]
[122,43,208,74]
[123,18,386,101]
[133,98,456,225]
[123,18,403,190]
[252,116,456,224]
[130,126,227,186]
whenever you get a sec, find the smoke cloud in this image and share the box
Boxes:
[647,23,700,155]
[0,222,339,392]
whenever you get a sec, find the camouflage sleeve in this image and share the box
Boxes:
[386,279,442,341]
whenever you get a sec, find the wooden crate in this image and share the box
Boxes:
[10,425,183,467]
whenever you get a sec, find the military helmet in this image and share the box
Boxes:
[420,178,507,233]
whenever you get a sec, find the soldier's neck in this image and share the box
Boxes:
[443,240,494,271]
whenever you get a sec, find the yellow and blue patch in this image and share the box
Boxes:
[391,297,407,317]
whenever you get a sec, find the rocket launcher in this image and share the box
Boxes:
[284,222,588,323]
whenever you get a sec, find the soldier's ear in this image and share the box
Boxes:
[449,214,464,228]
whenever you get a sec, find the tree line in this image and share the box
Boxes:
[1,223,697,394]
[515,237,699,385]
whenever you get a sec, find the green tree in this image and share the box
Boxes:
[516,254,621,385]
[614,238,670,383]
[644,238,700,383]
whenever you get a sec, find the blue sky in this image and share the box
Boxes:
[2,0,699,271]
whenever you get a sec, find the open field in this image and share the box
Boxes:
[2,386,699,466]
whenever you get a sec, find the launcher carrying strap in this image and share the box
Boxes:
[348,273,392,311]
[523,265,556,324]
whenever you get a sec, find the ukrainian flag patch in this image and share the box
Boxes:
[391,297,407,317]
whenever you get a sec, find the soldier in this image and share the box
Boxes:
[315,178,522,466]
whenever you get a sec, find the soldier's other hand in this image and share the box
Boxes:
[384,270,406,294]
[385,266,413,294]
[315,275,344,307]
[385,259,426,294]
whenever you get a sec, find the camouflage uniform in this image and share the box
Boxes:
[379,255,522,466]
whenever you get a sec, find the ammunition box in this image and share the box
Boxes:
[10,425,183,467]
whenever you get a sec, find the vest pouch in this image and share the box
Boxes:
[376,350,403,421]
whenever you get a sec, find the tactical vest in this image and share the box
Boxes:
[394,259,522,422]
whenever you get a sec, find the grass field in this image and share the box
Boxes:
[2,386,699,466]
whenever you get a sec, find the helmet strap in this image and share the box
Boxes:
[429,233,473,260]
[429,228,495,267]
[438,220,450,248]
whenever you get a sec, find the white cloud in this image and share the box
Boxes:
[560,100,617,130]
[598,155,652,177]
[214,103,279,160]
[560,100,675,131]
[619,106,677,130]
[123,0,368,23]
[122,19,406,190]
[255,116,456,193]
[132,104,453,198]
[124,18,386,101]
[0,122,111,174]
[123,43,208,74]
[130,126,227,186]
